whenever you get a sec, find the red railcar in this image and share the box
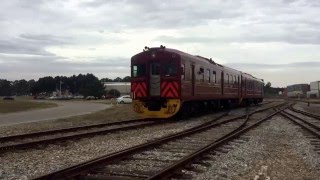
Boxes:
[131,46,264,118]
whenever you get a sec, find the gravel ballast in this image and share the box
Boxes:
[0,103,278,179]
[189,115,320,179]
[294,103,320,116]
[0,112,225,179]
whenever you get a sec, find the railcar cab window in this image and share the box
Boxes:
[163,63,177,76]
[132,64,145,77]
[212,71,216,83]
[151,63,160,75]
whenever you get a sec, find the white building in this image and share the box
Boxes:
[307,81,320,98]
[286,84,309,98]
[104,82,131,95]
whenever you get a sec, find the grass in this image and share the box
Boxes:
[0,98,58,114]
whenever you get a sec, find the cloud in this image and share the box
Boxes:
[0,54,130,80]
[0,0,320,86]
[79,0,244,29]
[0,39,53,56]
[20,34,71,45]
[224,61,320,87]
[0,33,73,56]
[226,62,320,70]
[155,30,320,45]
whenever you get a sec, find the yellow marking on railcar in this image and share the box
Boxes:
[132,99,181,118]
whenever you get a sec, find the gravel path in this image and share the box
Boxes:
[0,101,111,126]
[0,104,138,137]
[188,115,320,179]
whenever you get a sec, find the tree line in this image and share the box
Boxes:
[0,74,131,97]
[263,82,284,97]
[0,78,283,97]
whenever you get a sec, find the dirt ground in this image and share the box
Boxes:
[296,103,320,116]
[0,99,57,114]
[240,117,320,179]
[0,104,139,137]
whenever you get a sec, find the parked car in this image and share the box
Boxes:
[73,95,84,99]
[2,96,14,100]
[49,96,57,100]
[86,96,97,100]
[57,96,72,100]
[116,95,132,104]
[33,96,46,99]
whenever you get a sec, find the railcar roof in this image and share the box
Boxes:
[162,48,263,82]
[146,48,223,67]
[133,47,264,83]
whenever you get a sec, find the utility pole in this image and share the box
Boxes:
[60,80,62,97]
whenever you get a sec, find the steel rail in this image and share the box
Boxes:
[280,111,320,138]
[283,110,320,131]
[34,113,229,179]
[0,101,274,143]
[34,103,285,180]
[0,119,171,152]
[0,118,154,142]
[1,104,267,152]
[289,105,320,120]
[147,106,286,179]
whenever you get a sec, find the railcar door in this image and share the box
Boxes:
[240,75,243,98]
[150,62,160,96]
[191,65,195,96]
[244,78,247,97]
[221,71,224,95]
[238,76,241,98]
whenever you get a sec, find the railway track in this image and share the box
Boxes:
[0,102,277,152]
[280,107,320,138]
[0,118,171,152]
[278,106,320,158]
[34,102,286,179]
[289,105,320,120]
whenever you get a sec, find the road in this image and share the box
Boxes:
[0,101,111,126]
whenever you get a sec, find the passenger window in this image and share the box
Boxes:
[190,66,193,80]
[132,64,145,77]
[206,69,210,82]
[212,71,216,83]
[200,68,204,82]
[226,74,229,84]
[181,64,185,80]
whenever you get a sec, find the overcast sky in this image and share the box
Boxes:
[0,0,319,87]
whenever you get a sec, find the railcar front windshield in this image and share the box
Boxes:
[132,64,146,77]
[162,62,178,76]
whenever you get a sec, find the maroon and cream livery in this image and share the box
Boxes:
[131,46,263,118]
